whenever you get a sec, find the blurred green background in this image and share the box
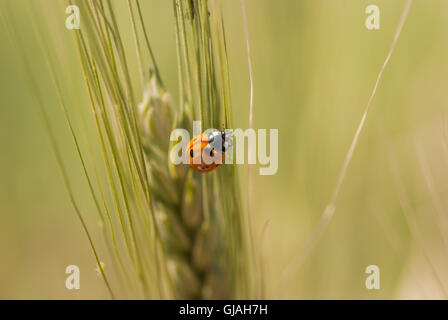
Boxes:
[1,0,448,299]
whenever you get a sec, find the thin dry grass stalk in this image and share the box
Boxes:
[279,0,414,287]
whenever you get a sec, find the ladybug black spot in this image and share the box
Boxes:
[190,149,194,158]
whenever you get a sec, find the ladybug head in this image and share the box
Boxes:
[208,129,233,154]
[221,129,233,152]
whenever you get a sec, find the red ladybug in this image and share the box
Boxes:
[185,129,233,173]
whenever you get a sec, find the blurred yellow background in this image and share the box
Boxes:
[1,0,448,299]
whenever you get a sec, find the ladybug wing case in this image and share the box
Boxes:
[186,133,224,173]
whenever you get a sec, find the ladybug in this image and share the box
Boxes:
[186,129,233,173]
